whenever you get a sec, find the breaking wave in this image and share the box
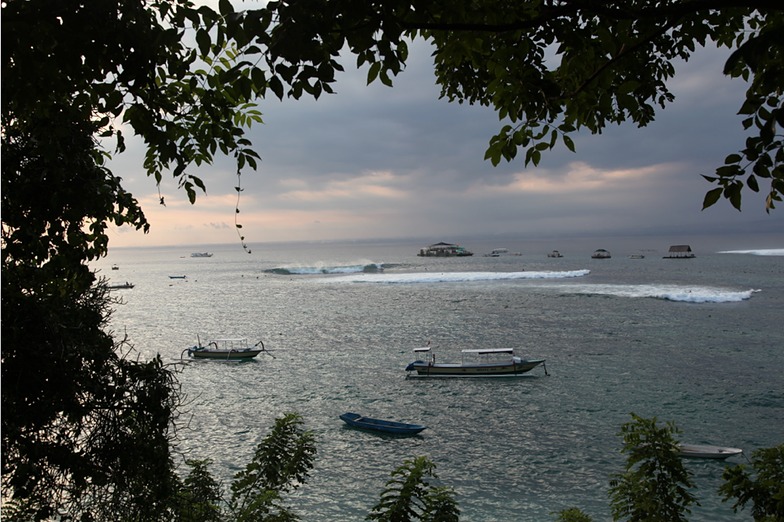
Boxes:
[316,270,758,303]
[319,270,591,284]
[717,249,784,256]
[266,262,386,275]
[546,283,759,303]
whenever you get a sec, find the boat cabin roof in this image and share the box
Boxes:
[413,347,431,353]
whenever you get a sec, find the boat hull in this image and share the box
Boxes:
[339,413,426,435]
[189,349,262,360]
[406,359,545,377]
[677,444,743,459]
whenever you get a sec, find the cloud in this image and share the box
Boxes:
[105,39,781,248]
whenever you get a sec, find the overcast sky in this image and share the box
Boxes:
[107,39,782,249]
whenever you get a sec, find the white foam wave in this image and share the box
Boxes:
[718,249,784,256]
[319,270,590,284]
[549,283,759,303]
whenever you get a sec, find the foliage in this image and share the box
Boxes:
[256,0,784,211]
[366,456,459,522]
[609,414,697,522]
[1,0,263,516]
[719,444,784,521]
[554,507,594,522]
[174,459,224,522]
[228,412,317,521]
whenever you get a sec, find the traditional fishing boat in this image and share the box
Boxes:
[677,443,743,459]
[182,338,268,360]
[339,413,427,435]
[108,281,134,289]
[405,346,547,378]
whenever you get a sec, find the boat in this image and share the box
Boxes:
[629,254,645,259]
[677,443,743,459]
[547,250,563,258]
[664,244,696,259]
[111,264,119,270]
[339,412,427,435]
[108,282,134,289]
[191,252,213,258]
[182,338,268,360]
[592,249,611,259]
[405,346,547,378]
[168,275,187,279]
[417,242,474,257]
[484,248,509,257]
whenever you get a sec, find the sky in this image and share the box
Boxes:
[106,38,783,250]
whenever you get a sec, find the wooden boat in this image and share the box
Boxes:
[339,412,427,435]
[108,281,134,289]
[677,443,743,459]
[405,346,547,378]
[182,338,267,360]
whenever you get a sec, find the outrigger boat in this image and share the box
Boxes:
[182,338,270,360]
[339,412,427,435]
[405,346,547,378]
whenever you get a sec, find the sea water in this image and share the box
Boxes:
[98,237,783,521]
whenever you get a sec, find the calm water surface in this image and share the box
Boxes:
[99,237,783,521]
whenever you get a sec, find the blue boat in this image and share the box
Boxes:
[339,412,427,435]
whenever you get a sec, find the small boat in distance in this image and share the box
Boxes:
[406,345,547,378]
[677,444,743,459]
[592,249,611,259]
[182,338,269,360]
[339,412,427,436]
[191,252,213,257]
[111,264,119,270]
[547,250,563,258]
[108,282,134,289]
[484,248,509,257]
[168,275,187,279]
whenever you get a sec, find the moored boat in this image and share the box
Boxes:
[418,242,473,257]
[108,281,134,289]
[405,346,547,378]
[547,250,563,258]
[592,249,611,259]
[339,412,427,435]
[677,443,743,459]
[182,338,268,360]
[191,252,213,257]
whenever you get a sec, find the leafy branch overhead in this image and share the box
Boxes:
[252,0,783,212]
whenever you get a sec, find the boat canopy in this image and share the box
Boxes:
[462,348,515,355]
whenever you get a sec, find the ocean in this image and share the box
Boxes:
[98,236,783,521]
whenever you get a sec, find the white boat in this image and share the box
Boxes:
[592,249,611,259]
[405,346,547,378]
[182,338,268,360]
[547,250,563,258]
[677,443,743,459]
[191,252,213,257]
